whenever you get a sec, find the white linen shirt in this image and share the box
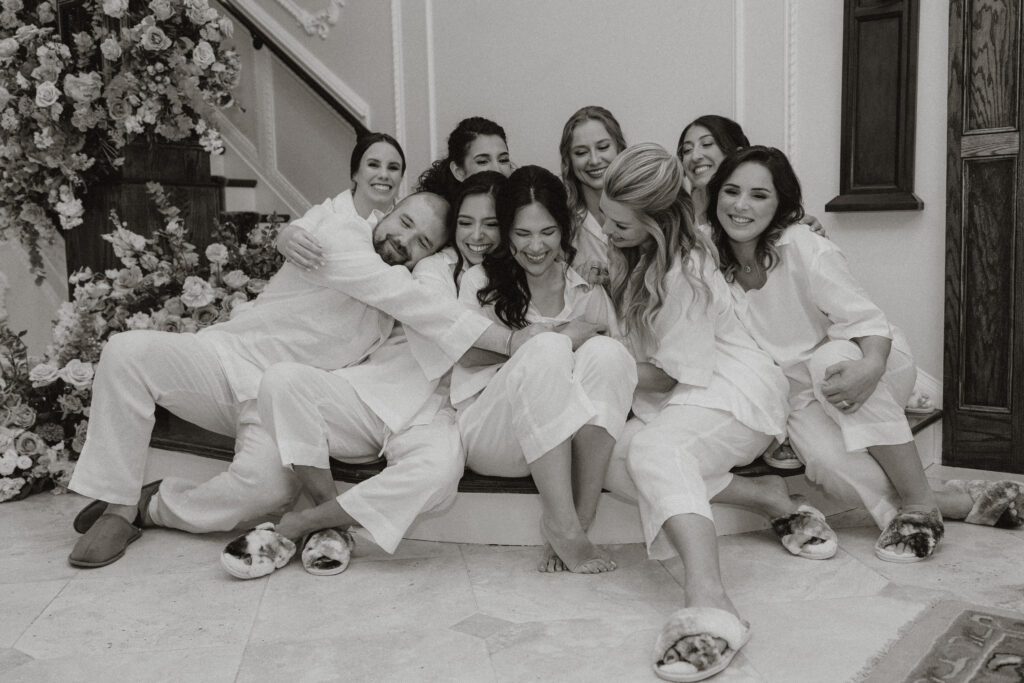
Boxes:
[570,210,610,285]
[451,263,619,409]
[728,224,911,405]
[626,251,789,439]
[199,214,491,402]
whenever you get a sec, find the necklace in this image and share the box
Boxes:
[743,264,753,274]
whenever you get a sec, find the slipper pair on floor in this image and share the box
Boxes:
[653,607,750,682]
[872,479,1023,563]
[220,522,354,579]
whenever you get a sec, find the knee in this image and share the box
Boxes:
[99,330,154,374]
[808,340,861,383]
[508,332,574,378]
[578,336,634,370]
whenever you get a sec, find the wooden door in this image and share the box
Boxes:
[944,0,1024,473]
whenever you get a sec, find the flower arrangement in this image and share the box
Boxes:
[0,0,241,278]
[0,182,283,502]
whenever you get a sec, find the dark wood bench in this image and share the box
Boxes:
[150,407,942,494]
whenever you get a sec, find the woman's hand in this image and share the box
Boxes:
[820,356,886,413]
[554,319,604,350]
[277,224,325,270]
[802,214,828,239]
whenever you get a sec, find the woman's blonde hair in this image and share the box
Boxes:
[603,143,712,347]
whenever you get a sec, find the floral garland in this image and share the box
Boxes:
[0,0,241,278]
[0,182,283,503]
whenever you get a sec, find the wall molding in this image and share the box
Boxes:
[425,0,438,161]
[233,0,371,127]
[390,0,409,197]
[784,0,798,163]
[273,0,344,39]
[733,0,745,125]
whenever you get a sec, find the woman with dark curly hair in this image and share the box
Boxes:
[452,165,636,575]
[415,116,512,201]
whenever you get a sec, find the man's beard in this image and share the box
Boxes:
[374,235,408,266]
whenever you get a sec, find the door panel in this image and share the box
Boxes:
[944,0,1024,473]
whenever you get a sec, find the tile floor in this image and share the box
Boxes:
[2,465,1023,683]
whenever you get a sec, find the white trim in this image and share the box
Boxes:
[390,0,408,197]
[215,114,310,216]
[234,0,371,126]
[425,0,438,160]
[273,0,344,39]
[733,0,745,123]
[784,0,798,162]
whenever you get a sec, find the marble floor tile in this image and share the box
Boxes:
[236,629,494,683]
[15,571,265,659]
[0,645,244,683]
[249,553,478,645]
[462,544,683,624]
[0,579,66,648]
[659,531,892,607]
[739,593,930,683]
[0,495,89,583]
[349,535,463,563]
[839,522,1024,612]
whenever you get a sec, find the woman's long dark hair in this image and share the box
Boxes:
[415,117,507,202]
[448,170,507,286]
[676,114,749,162]
[705,145,805,281]
[476,165,575,329]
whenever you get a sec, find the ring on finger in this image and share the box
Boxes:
[838,400,851,409]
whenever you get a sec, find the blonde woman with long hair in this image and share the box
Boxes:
[599,143,837,682]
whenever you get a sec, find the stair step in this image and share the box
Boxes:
[149,407,943,494]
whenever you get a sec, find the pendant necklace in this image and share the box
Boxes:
[743,264,753,274]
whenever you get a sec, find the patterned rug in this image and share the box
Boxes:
[861,600,1024,682]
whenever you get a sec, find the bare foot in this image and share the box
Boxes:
[537,543,567,573]
[273,511,309,542]
[660,591,744,671]
[539,517,615,574]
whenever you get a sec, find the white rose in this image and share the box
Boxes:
[34,81,60,108]
[0,85,10,109]
[148,0,172,20]
[59,359,95,389]
[192,40,215,69]
[221,269,249,290]
[180,275,215,308]
[205,242,228,265]
[63,71,102,104]
[0,450,16,476]
[102,0,128,18]
[141,24,172,51]
[0,37,17,59]
[28,362,60,387]
[16,454,32,470]
[100,37,121,61]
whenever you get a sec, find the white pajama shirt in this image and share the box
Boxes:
[729,224,916,528]
[70,211,490,533]
[570,210,610,286]
[454,264,636,478]
[603,252,789,560]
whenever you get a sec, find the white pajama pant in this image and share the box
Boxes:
[69,330,301,533]
[789,340,916,529]
[258,363,464,554]
[604,405,772,561]
[460,333,636,477]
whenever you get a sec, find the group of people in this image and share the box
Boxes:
[65,107,1023,682]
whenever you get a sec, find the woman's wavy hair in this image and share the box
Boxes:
[705,145,805,282]
[603,143,712,347]
[415,117,508,202]
[448,170,508,286]
[559,106,627,232]
[349,132,406,192]
[477,165,575,329]
[676,114,749,163]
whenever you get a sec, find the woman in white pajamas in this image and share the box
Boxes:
[454,165,637,574]
[559,105,628,286]
[705,145,1023,565]
[598,144,838,682]
[276,132,406,271]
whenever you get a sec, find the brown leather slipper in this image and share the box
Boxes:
[73,480,162,534]
[69,513,142,568]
